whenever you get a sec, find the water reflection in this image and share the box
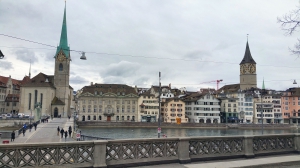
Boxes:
[79,127,300,140]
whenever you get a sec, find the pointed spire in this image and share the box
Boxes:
[29,59,31,78]
[262,78,265,90]
[55,1,70,58]
[240,39,256,65]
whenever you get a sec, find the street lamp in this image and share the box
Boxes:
[74,111,77,132]
[30,109,32,124]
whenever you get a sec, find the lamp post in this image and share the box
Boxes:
[260,93,264,134]
[30,109,32,124]
[158,72,161,138]
[74,111,77,132]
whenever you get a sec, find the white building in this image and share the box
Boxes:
[183,92,221,123]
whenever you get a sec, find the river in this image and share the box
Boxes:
[79,127,300,139]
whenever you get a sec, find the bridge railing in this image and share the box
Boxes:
[0,134,299,168]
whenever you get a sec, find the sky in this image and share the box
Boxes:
[0,0,300,92]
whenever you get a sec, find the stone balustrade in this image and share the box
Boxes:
[0,134,299,168]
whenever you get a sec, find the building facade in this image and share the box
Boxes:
[138,90,159,122]
[161,98,188,123]
[77,83,139,122]
[184,92,221,123]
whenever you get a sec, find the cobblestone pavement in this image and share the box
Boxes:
[11,117,75,144]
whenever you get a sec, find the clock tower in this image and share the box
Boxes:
[53,2,71,114]
[240,41,257,90]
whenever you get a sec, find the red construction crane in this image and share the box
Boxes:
[200,79,223,90]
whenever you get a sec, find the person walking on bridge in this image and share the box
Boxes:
[57,126,60,136]
[64,130,68,141]
[60,128,64,138]
[33,122,37,131]
[11,131,15,142]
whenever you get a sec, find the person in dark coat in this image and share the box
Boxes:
[64,130,68,141]
[33,122,37,131]
[11,131,15,142]
[68,129,72,137]
[22,128,26,136]
[29,124,32,132]
[60,128,64,138]
[57,126,60,136]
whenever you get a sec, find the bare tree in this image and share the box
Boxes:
[278,6,300,55]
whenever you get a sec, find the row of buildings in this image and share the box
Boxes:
[1,2,300,125]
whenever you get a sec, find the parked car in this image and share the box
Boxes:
[24,114,30,118]
[18,113,25,118]
[6,113,12,118]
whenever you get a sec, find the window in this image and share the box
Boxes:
[34,90,38,105]
[99,106,102,112]
[59,63,63,71]
[93,116,96,120]
[28,93,31,110]
[40,93,43,106]
[116,116,119,121]
[99,116,102,120]
[94,105,97,112]
[88,105,91,112]
[83,105,86,112]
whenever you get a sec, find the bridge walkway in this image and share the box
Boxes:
[133,154,300,168]
[5,117,75,144]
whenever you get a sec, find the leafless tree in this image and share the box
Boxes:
[278,6,300,55]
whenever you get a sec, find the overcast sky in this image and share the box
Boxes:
[0,0,299,92]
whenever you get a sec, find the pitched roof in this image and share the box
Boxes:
[181,92,206,102]
[240,41,256,65]
[21,72,56,88]
[80,83,138,96]
[218,84,240,93]
[51,96,65,105]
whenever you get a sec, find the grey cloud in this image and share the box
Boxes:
[70,76,89,84]
[184,50,211,60]
[0,61,13,70]
[102,76,125,84]
[102,61,140,77]
[14,49,38,63]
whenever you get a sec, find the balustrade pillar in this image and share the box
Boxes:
[178,137,191,164]
[93,140,108,168]
[294,133,300,154]
[244,136,254,158]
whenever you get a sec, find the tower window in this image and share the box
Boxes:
[59,63,63,71]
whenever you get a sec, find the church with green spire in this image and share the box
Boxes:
[19,2,73,118]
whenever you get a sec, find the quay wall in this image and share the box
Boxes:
[77,121,294,129]
[0,134,299,168]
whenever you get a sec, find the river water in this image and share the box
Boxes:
[79,127,300,139]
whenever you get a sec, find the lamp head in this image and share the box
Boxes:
[80,52,87,60]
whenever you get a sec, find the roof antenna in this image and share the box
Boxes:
[29,59,31,78]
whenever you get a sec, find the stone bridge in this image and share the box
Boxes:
[0,134,299,167]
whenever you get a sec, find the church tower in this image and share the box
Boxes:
[53,2,71,113]
[240,41,257,90]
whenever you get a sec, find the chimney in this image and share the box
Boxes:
[169,83,171,89]
[91,82,93,86]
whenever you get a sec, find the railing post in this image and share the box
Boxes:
[294,133,300,154]
[93,140,108,168]
[244,135,254,158]
[178,137,191,164]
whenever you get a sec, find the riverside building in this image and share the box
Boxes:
[77,83,139,122]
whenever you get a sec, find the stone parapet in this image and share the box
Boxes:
[0,134,298,167]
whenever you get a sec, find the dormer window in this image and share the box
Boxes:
[59,63,63,71]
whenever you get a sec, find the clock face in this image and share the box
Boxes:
[57,53,65,62]
[240,64,247,74]
[249,64,256,74]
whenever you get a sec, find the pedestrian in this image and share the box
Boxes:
[60,128,64,138]
[29,124,32,132]
[22,127,26,136]
[33,122,37,131]
[68,129,72,137]
[57,126,60,136]
[11,131,15,142]
[76,131,81,141]
[68,126,72,132]
[68,115,70,120]
[46,119,48,123]
[64,130,68,141]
